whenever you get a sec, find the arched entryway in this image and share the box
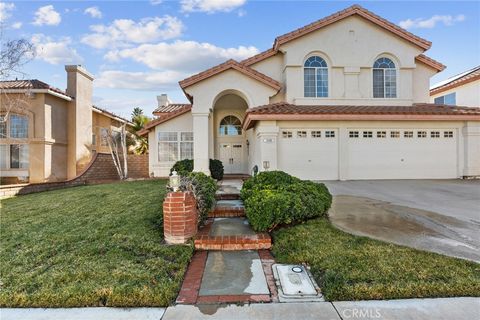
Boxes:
[213,93,248,174]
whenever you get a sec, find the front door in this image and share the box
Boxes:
[219,143,244,174]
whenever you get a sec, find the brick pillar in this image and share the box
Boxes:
[163,191,198,244]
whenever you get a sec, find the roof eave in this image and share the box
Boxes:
[0,88,73,101]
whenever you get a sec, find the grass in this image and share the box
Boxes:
[0,180,193,307]
[272,217,480,301]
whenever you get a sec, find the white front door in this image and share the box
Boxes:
[219,143,244,174]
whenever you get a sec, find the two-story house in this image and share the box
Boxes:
[140,5,480,180]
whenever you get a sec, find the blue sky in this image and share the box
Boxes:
[1,0,479,118]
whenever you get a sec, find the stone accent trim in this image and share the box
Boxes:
[163,191,198,244]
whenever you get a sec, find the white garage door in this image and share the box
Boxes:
[347,129,458,179]
[278,129,338,180]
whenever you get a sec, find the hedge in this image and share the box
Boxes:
[242,171,332,232]
[170,159,224,180]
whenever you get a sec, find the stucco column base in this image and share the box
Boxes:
[163,191,198,244]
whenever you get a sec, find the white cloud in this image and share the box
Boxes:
[11,22,22,29]
[181,0,246,13]
[237,9,246,17]
[399,14,466,29]
[150,0,163,5]
[32,34,83,65]
[33,5,61,26]
[105,40,258,72]
[81,16,184,49]
[84,6,102,19]
[95,70,187,91]
[0,2,15,20]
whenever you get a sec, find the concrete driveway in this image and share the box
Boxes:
[323,180,480,262]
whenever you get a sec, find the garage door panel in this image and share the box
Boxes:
[347,129,457,180]
[278,129,338,180]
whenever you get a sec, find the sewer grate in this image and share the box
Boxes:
[272,264,324,302]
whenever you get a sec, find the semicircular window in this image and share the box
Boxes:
[304,56,328,97]
[219,115,242,136]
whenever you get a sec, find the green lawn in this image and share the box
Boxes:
[0,180,193,307]
[272,218,480,301]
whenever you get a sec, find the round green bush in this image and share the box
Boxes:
[178,172,217,226]
[242,171,332,232]
[170,159,224,180]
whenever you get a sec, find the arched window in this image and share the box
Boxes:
[304,56,328,97]
[373,57,397,98]
[219,115,242,136]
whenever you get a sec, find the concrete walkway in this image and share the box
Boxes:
[163,297,480,320]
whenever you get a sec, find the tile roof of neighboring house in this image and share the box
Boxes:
[0,79,72,99]
[415,54,446,72]
[274,5,431,50]
[179,59,282,91]
[153,103,192,115]
[138,104,192,137]
[92,106,133,125]
[243,103,480,129]
[430,66,480,96]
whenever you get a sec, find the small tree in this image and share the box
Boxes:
[106,125,128,179]
[129,107,149,155]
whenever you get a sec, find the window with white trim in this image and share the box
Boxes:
[100,128,109,146]
[311,131,321,138]
[363,131,373,138]
[417,131,427,138]
[325,130,335,138]
[0,113,29,171]
[349,131,359,138]
[390,131,400,138]
[434,93,456,105]
[219,116,242,136]
[282,131,293,138]
[431,131,440,138]
[304,56,328,97]
[444,131,453,138]
[373,57,397,98]
[297,131,307,138]
[377,131,386,138]
[158,132,193,162]
[404,131,413,138]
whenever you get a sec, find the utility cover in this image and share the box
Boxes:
[273,264,323,302]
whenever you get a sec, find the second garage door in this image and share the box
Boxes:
[346,128,458,179]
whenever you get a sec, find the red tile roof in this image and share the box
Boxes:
[274,5,431,50]
[430,66,480,96]
[138,104,192,136]
[244,103,480,129]
[153,103,192,115]
[415,54,446,72]
[0,79,72,98]
[179,59,281,91]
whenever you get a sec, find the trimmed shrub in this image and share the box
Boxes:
[177,172,217,226]
[170,159,224,180]
[242,171,332,232]
[241,171,301,201]
[209,159,224,180]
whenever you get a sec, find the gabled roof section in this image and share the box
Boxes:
[241,48,278,67]
[92,106,133,125]
[179,59,281,91]
[244,103,480,129]
[0,79,72,100]
[138,104,192,137]
[273,5,431,50]
[153,103,191,116]
[415,54,446,72]
[430,66,480,96]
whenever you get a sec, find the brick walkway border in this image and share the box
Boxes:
[176,250,277,304]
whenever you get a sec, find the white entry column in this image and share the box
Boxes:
[192,112,211,175]
[463,122,480,177]
[257,122,279,172]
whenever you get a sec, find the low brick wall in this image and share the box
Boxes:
[127,154,149,178]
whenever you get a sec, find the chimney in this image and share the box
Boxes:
[65,65,94,179]
[157,94,172,107]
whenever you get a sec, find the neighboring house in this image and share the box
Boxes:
[0,65,132,184]
[430,66,480,107]
[139,4,480,180]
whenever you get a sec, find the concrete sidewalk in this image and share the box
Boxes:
[162,297,480,320]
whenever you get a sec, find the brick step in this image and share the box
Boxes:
[215,193,241,200]
[208,206,245,218]
[194,233,271,250]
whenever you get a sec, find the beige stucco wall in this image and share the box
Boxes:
[413,62,437,103]
[430,79,480,107]
[92,111,124,154]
